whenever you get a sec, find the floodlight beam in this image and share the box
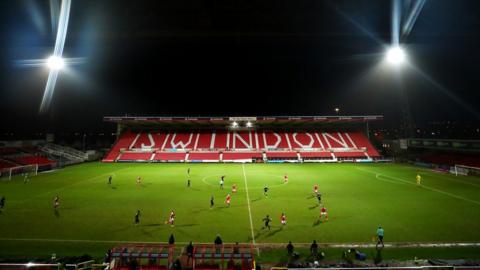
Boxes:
[40,0,71,113]
[391,0,401,45]
[402,0,426,37]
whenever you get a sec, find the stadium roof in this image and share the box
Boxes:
[104,115,383,128]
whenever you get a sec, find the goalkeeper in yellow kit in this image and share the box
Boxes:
[416,174,422,186]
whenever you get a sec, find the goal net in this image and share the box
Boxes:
[0,164,38,180]
[451,164,480,176]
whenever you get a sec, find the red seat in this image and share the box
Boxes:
[103,130,380,162]
[266,152,297,158]
[222,152,262,160]
[10,156,55,166]
[153,152,186,161]
[118,152,152,161]
[189,152,220,160]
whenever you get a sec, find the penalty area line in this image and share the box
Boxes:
[356,167,480,206]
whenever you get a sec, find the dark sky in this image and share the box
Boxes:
[1,0,480,133]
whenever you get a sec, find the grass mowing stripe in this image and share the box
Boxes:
[10,167,132,205]
[241,164,257,254]
[424,171,480,189]
[357,167,480,206]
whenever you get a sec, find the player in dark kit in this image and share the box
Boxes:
[210,195,214,209]
[53,196,60,209]
[316,193,322,204]
[263,186,269,197]
[0,196,5,211]
[187,179,191,187]
[108,176,112,185]
[220,175,225,189]
[134,210,141,225]
[262,215,272,230]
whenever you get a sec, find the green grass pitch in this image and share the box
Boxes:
[1,162,480,258]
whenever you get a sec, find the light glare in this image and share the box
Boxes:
[386,46,406,65]
[47,56,64,70]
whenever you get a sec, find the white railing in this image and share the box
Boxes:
[41,143,88,162]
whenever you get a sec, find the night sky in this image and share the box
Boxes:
[1,0,479,133]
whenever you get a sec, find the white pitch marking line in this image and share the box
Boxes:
[0,238,480,248]
[357,167,480,206]
[241,163,258,255]
[10,167,132,205]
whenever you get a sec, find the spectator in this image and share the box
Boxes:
[186,241,194,264]
[286,241,294,256]
[233,242,240,254]
[214,234,223,245]
[173,258,182,270]
[214,234,223,253]
[354,249,367,261]
[310,240,318,258]
[0,196,5,211]
[104,249,112,263]
[128,259,138,270]
[169,233,175,245]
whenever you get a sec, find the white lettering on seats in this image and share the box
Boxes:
[322,132,349,148]
[170,133,194,149]
[193,133,200,150]
[233,132,252,149]
[210,132,216,149]
[129,133,140,149]
[285,133,292,150]
[141,133,155,148]
[345,133,358,149]
[226,132,230,149]
[161,133,170,151]
[263,132,282,149]
[314,133,325,149]
[292,132,314,148]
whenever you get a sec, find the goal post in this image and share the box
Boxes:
[0,164,38,180]
[451,164,480,176]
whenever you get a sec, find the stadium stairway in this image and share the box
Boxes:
[40,143,89,164]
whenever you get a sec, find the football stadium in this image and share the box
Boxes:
[1,1,480,270]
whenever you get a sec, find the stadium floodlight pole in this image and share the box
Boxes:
[40,0,71,113]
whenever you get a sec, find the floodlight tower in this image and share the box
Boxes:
[383,45,414,137]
